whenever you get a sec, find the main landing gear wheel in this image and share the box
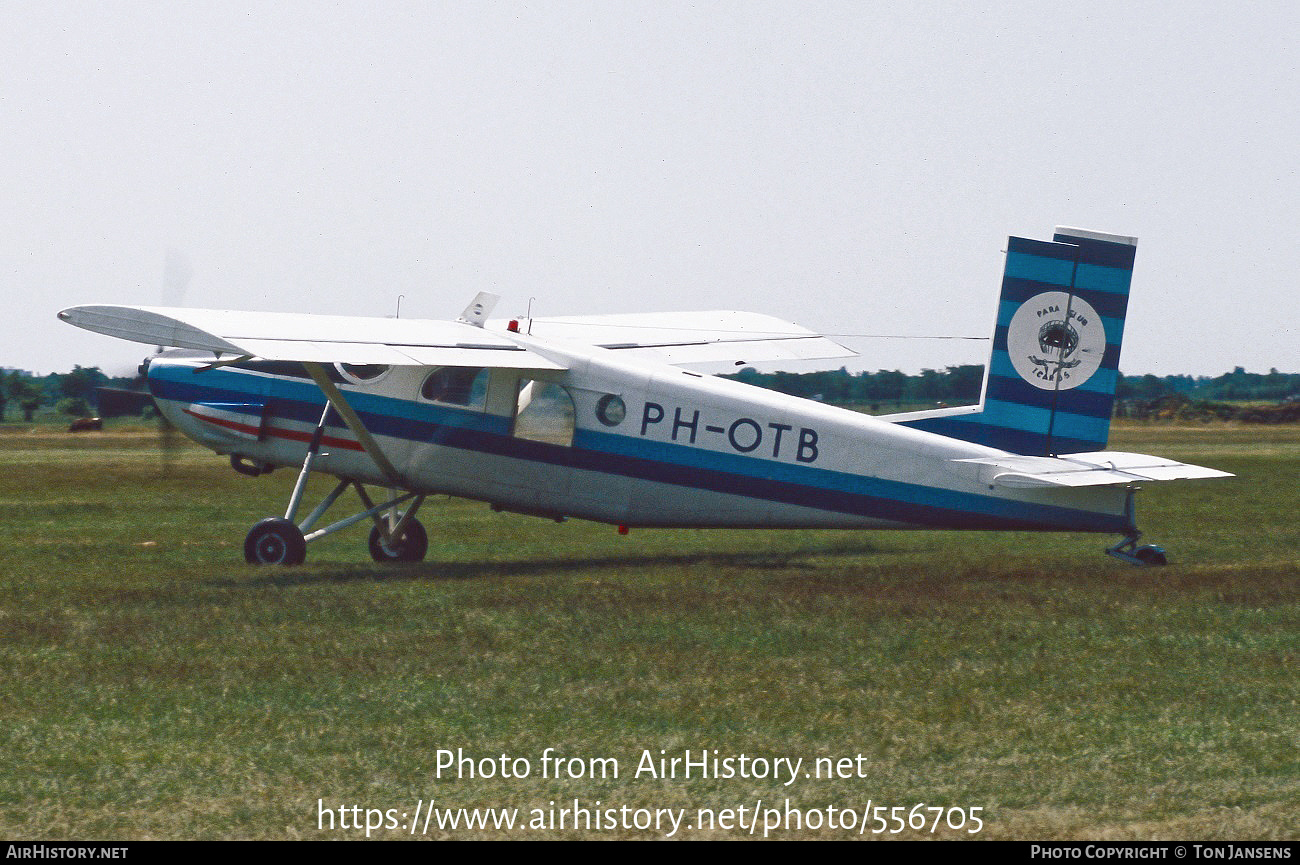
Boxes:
[245,518,307,566]
[368,518,428,563]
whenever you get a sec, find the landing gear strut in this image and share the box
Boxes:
[241,402,427,566]
[241,480,428,566]
[1103,487,1168,566]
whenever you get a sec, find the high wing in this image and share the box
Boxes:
[57,305,566,370]
[498,310,854,366]
[60,305,849,369]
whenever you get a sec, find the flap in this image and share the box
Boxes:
[498,310,855,366]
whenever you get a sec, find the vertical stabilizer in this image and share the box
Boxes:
[899,227,1136,455]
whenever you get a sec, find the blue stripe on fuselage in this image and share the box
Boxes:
[151,365,512,438]
[572,428,1124,532]
[149,364,1127,533]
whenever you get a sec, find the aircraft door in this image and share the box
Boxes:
[565,388,633,525]
[498,377,576,513]
[513,379,576,447]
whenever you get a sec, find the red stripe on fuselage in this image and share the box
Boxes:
[182,407,366,452]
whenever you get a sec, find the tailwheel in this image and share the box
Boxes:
[1106,532,1168,567]
[1134,545,1168,566]
[368,518,428,563]
[245,517,307,566]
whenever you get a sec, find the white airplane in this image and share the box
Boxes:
[59,226,1230,567]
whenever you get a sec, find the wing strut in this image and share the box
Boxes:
[302,362,404,486]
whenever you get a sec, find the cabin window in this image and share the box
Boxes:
[336,363,390,384]
[595,394,626,427]
[421,367,489,410]
[513,379,575,446]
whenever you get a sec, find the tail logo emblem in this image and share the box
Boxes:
[1007,291,1105,390]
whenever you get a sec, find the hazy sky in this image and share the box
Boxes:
[4,2,1297,377]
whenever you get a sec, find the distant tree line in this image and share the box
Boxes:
[724,365,1300,422]
[0,365,136,422]
[1115,367,1300,402]
[724,365,986,411]
[1113,367,1300,423]
[1,363,1296,423]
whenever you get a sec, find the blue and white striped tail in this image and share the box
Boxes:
[900,227,1137,456]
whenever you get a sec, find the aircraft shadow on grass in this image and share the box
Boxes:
[207,541,893,589]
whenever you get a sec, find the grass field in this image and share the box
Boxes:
[0,422,1295,840]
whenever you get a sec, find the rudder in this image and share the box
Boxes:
[900,226,1136,456]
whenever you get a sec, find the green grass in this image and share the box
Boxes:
[0,422,1295,839]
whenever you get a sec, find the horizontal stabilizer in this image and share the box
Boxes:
[952,451,1234,489]
[58,305,566,370]
[500,310,855,366]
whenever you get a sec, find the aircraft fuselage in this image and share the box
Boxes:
[147,338,1134,535]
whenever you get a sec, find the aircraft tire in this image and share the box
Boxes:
[1135,546,1168,567]
[368,518,428,563]
[244,518,307,566]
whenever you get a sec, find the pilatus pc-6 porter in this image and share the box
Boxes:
[60,226,1229,566]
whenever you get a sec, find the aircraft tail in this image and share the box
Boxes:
[897,227,1137,456]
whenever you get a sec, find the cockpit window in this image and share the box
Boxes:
[421,367,489,409]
